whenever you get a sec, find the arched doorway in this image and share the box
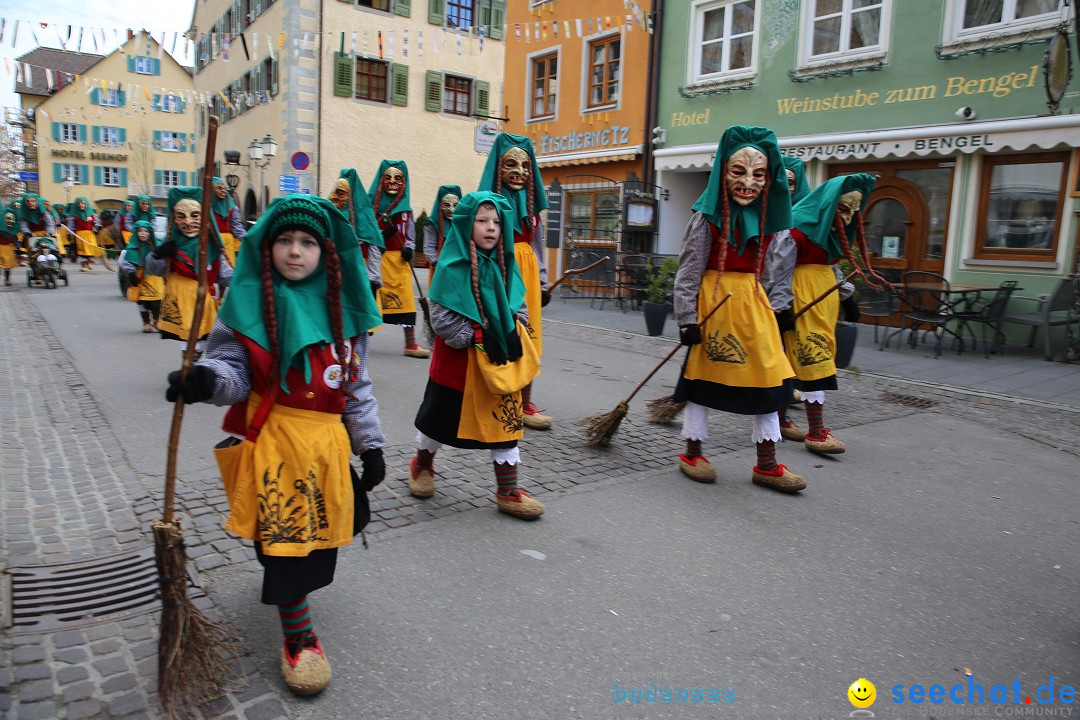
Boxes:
[860,176,941,283]
[243,189,257,221]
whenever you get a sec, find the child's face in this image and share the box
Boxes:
[137,228,151,242]
[272,229,322,281]
[472,204,501,251]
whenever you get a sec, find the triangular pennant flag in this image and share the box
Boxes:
[524,23,530,42]
[402,29,408,58]
[363,30,369,55]
[378,30,383,59]
[92,28,99,53]
[12,19,21,47]
[388,29,395,58]
[158,37,165,60]
[15,62,23,85]
[564,20,570,38]
[351,31,357,55]
[46,68,55,92]
[25,64,32,87]
[29,23,40,46]
[417,28,423,56]
[432,28,440,54]
[576,18,583,37]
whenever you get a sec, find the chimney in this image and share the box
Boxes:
[127,29,134,41]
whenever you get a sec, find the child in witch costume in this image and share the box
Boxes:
[0,210,18,285]
[672,125,804,493]
[119,220,166,333]
[328,168,384,296]
[145,188,232,349]
[164,194,386,696]
[409,191,544,520]
[764,173,888,453]
[66,197,104,272]
[114,199,134,246]
[129,195,156,227]
[477,133,552,430]
[422,184,462,283]
[369,160,429,358]
[783,157,811,204]
[212,177,247,265]
[18,194,56,249]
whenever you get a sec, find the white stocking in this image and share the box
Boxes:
[752,412,781,443]
[681,401,709,441]
[490,446,520,465]
[801,390,826,404]
[416,431,442,454]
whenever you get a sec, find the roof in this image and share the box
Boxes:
[14,47,104,97]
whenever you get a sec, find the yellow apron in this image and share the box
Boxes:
[55,226,73,255]
[121,230,132,245]
[76,230,104,258]
[784,264,838,382]
[126,269,165,302]
[684,270,794,388]
[221,232,240,266]
[378,250,416,317]
[0,243,15,269]
[514,243,543,355]
[459,348,525,443]
[219,395,354,557]
[157,273,219,340]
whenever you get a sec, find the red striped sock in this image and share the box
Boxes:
[522,383,532,406]
[756,441,778,472]
[805,402,825,435]
[686,439,702,457]
[494,462,519,494]
[403,325,416,347]
[278,596,312,637]
[416,449,435,469]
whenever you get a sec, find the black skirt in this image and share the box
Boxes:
[673,352,791,415]
[415,379,518,450]
[793,375,838,392]
[381,311,417,326]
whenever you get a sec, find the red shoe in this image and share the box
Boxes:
[281,631,331,696]
[751,464,806,493]
[495,488,544,519]
[408,457,435,498]
[678,454,716,483]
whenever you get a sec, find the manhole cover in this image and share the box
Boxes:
[880,392,939,409]
[3,547,206,635]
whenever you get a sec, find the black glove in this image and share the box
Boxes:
[505,328,523,362]
[481,328,508,366]
[166,365,217,404]
[679,324,701,346]
[381,224,398,241]
[841,296,861,323]
[400,246,413,262]
[541,290,551,307]
[359,448,385,492]
[153,240,177,258]
[126,272,140,288]
[775,309,796,333]
[370,281,381,297]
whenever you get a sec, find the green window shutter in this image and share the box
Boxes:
[152,93,161,111]
[52,122,61,141]
[117,90,126,107]
[119,128,127,143]
[424,70,442,111]
[395,0,411,17]
[77,124,87,142]
[391,63,409,106]
[190,133,197,153]
[179,171,188,185]
[120,168,128,187]
[152,58,162,75]
[94,166,103,186]
[333,52,353,97]
[474,79,490,116]
[254,0,262,16]
[489,0,505,40]
[53,164,63,183]
[79,164,89,182]
[154,170,163,185]
[153,130,162,149]
[271,59,279,95]
[336,0,351,3]
[428,0,444,25]
[478,0,491,30]
[89,87,100,105]
[92,126,101,143]
[127,55,136,73]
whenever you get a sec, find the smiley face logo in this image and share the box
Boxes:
[848,678,876,709]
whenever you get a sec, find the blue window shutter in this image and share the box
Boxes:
[52,122,61,141]
[154,170,163,185]
[119,128,127,143]
[153,130,162,149]
[189,133,196,153]
[79,164,89,182]
[93,166,103,186]
[92,126,101,143]
[127,55,136,73]
[77,124,87,142]
[120,168,128,187]
[53,164,63,183]
[152,93,161,111]
[89,87,99,105]
[152,58,162,75]
[117,90,126,106]
[179,171,188,185]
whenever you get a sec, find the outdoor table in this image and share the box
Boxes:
[896,282,1021,354]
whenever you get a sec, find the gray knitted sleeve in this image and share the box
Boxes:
[835,265,855,300]
[198,320,252,407]
[342,334,386,455]
[144,253,168,277]
[673,212,710,327]
[762,230,797,312]
[430,300,475,349]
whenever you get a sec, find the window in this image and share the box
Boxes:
[447,0,474,28]
[568,190,621,241]
[100,88,121,107]
[100,127,121,146]
[975,152,1068,261]
[162,170,181,187]
[159,131,182,151]
[60,163,84,184]
[587,34,620,108]
[958,0,1058,32]
[356,58,390,103]
[59,123,79,143]
[135,56,155,74]
[807,0,885,58]
[443,74,472,116]
[102,167,122,186]
[695,0,757,78]
[530,52,558,119]
[159,94,183,113]
[358,0,391,11]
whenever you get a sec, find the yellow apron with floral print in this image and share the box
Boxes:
[126,269,165,302]
[784,264,838,382]
[684,269,794,388]
[76,230,104,258]
[220,394,354,557]
[458,348,526,444]
[221,232,240,266]
[514,243,543,355]
[157,273,218,340]
[377,250,416,317]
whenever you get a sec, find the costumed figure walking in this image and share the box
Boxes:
[409,191,545,519]
[50,202,73,260]
[119,220,166,333]
[672,125,804,493]
[783,157,811,204]
[66,197,103,271]
[328,169,384,298]
[422,185,462,284]
[1,209,18,285]
[764,173,887,453]
[114,199,135,247]
[477,133,552,430]
[164,194,386,696]
[129,195,156,227]
[369,160,429,358]
[212,177,246,265]
[145,187,232,352]
[18,194,56,258]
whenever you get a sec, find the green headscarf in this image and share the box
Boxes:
[69,196,94,221]
[476,133,549,234]
[791,173,876,263]
[19,194,47,225]
[429,191,526,359]
[123,220,158,266]
[166,187,223,268]
[1,210,18,240]
[211,177,236,218]
[53,203,66,220]
[368,160,412,218]
[429,184,463,238]
[336,168,385,249]
[783,157,811,204]
[692,126,792,252]
[132,195,155,224]
[217,194,383,391]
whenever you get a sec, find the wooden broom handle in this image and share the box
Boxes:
[792,270,858,321]
[547,256,610,292]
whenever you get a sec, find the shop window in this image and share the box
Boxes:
[568,190,621,243]
[586,34,620,108]
[530,52,558,120]
[957,0,1058,33]
[805,0,887,60]
[692,0,757,81]
[975,152,1067,261]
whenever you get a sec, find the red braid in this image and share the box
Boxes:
[711,190,730,303]
[321,240,351,398]
[753,180,773,309]
[260,240,280,392]
[834,216,885,292]
[853,211,895,291]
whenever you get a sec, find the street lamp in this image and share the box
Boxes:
[225,135,277,215]
[62,175,74,203]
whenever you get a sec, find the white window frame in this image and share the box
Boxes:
[160,131,182,152]
[580,29,623,114]
[135,56,155,74]
[798,0,890,67]
[688,0,760,85]
[102,166,122,187]
[101,126,121,146]
[161,170,181,188]
[100,88,121,107]
[159,95,182,113]
[60,163,84,184]
[59,123,79,143]
[947,0,1062,42]
[525,45,561,123]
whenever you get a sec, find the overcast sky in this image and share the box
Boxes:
[1,0,196,111]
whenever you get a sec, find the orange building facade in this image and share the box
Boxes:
[503,0,654,276]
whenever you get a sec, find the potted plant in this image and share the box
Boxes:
[642,258,678,336]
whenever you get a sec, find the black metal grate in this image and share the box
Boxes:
[3,547,205,635]
[880,392,939,409]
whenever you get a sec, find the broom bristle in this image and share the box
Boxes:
[644,395,685,424]
[577,400,630,447]
[155,520,246,719]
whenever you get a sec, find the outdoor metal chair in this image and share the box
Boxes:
[884,271,952,357]
[856,283,901,347]
[618,254,651,312]
[1002,277,1075,361]
[950,281,1018,358]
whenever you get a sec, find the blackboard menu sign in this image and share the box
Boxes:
[545,178,563,249]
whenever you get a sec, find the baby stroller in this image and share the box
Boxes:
[27,237,69,289]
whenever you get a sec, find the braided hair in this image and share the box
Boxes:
[833,213,894,292]
[467,201,510,331]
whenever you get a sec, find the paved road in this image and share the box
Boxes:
[3,268,1079,719]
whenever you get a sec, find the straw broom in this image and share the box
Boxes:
[580,292,732,446]
[154,116,244,719]
[645,271,859,424]
[547,255,609,293]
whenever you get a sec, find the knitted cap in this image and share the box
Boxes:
[266,196,330,244]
